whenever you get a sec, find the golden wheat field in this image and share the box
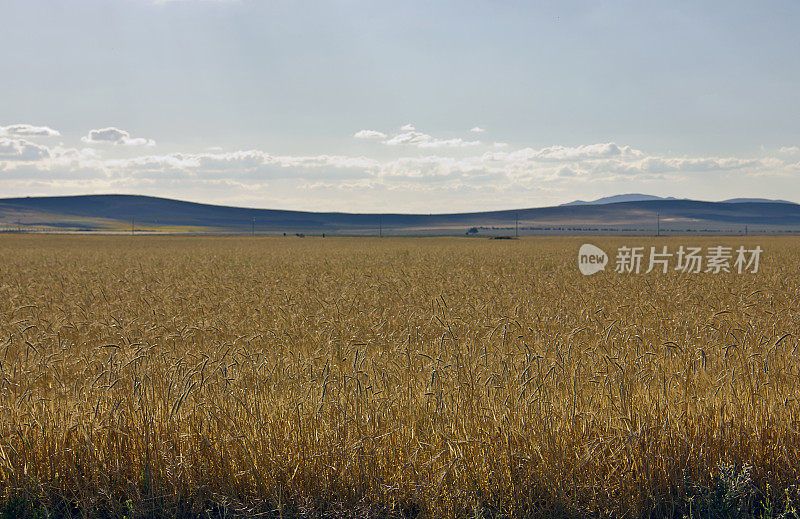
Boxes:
[1,235,799,519]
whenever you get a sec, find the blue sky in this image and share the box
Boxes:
[1,0,799,212]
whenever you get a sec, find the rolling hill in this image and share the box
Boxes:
[1,194,800,235]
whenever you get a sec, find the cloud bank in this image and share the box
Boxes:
[1,122,797,211]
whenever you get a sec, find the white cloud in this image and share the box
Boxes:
[779,146,800,155]
[3,128,799,211]
[82,127,155,146]
[0,124,60,137]
[470,126,486,133]
[384,125,481,149]
[0,138,51,162]
[354,129,387,140]
[491,142,643,162]
[632,156,762,173]
[95,150,376,183]
[354,125,483,148]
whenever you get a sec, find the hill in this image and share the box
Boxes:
[1,194,800,235]
[562,194,796,206]
[562,194,681,205]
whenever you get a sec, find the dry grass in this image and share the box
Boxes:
[1,235,799,518]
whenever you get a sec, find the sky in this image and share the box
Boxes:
[1,0,799,213]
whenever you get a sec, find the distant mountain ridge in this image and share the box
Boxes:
[563,194,796,206]
[562,194,681,205]
[1,194,799,235]
[722,198,797,204]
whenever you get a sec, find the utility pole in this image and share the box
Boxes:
[745,224,748,236]
[251,217,255,237]
[131,217,135,236]
[656,212,660,237]
[379,215,383,238]
[515,212,519,238]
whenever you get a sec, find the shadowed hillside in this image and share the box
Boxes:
[1,194,800,234]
